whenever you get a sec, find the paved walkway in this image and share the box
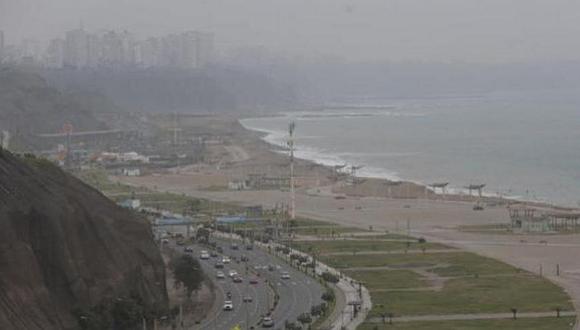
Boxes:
[315,261,372,330]
[321,249,461,256]
[275,244,373,330]
[366,311,576,323]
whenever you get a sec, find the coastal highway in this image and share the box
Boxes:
[188,238,324,329]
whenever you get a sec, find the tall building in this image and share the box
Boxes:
[64,28,89,68]
[45,38,65,67]
[178,31,214,69]
[138,37,161,68]
[0,30,5,63]
[195,31,214,68]
[42,28,214,69]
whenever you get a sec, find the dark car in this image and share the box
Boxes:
[214,262,224,269]
[216,246,223,253]
[231,244,239,250]
[210,251,218,258]
[246,245,253,250]
[241,255,249,262]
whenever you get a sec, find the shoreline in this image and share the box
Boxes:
[112,113,580,330]
[239,114,579,213]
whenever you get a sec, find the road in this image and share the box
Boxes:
[133,180,580,330]
[186,238,324,329]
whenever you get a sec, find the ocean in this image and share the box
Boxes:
[240,91,580,207]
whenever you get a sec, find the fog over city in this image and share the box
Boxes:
[3,0,580,63]
[3,1,580,330]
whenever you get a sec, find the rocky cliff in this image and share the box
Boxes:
[0,150,167,329]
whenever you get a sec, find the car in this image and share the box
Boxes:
[249,277,259,284]
[231,243,239,250]
[210,251,218,257]
[183,247,193,253]
[176,240,185,246]
[216,246,223,253]
[216,271,225,279]
[222,256,231,264]
[261,317,274,328]
[228,270,238,278]
[280,271,290,280]
[214,262,224,269]
[161,239,170,244]
[267,265,275,272]
[233,276,243,283]
[200,250,210,260]
[242,296,253,303]
[241,255,249,262]
[245,245,253,250]
[223,301,233,311]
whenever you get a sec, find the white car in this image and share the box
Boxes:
[228,270,238,278]
[281,271,290,280]
[200,251,210,260]
[223,300,234,311]
[222,256,231,264]
[216,271,225,279]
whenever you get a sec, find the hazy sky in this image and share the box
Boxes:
[2,0,580,63]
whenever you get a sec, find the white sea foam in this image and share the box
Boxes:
[241,118,403,182]
[240,99,580,208]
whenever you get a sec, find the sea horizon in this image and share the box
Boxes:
[240,91,580,208]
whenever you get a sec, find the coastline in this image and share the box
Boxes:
[113,113,580,329]
[239,114,579,212]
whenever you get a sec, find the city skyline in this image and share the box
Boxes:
[0,27,214,70]
[3,0,580,63]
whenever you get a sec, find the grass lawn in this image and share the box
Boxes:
[77,169,240,214]
[358,317,576,330]
[294,240,449,254]
[368,275,573,317]
[457,224,514,234]
[289,217,339,227]
[343,269,427,290]
[292,226,368,236]
[351,233,415,240]
[320,252,518,277]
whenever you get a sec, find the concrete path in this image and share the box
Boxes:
[271,243,373,330]
[320,249,461,256]
[366,311,576,323]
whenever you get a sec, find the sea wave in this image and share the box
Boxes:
[240,119,403,181]
[240,120,542,204]
[280,109,427,121]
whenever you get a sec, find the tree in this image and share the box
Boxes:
[297,313,312,325]
[189,199,202,214]
[171,255,203,298]
[196,227,210,242]
[511,308,518,320]
[321,272,339,283]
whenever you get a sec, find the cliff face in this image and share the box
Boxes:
[0,150,167,329]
